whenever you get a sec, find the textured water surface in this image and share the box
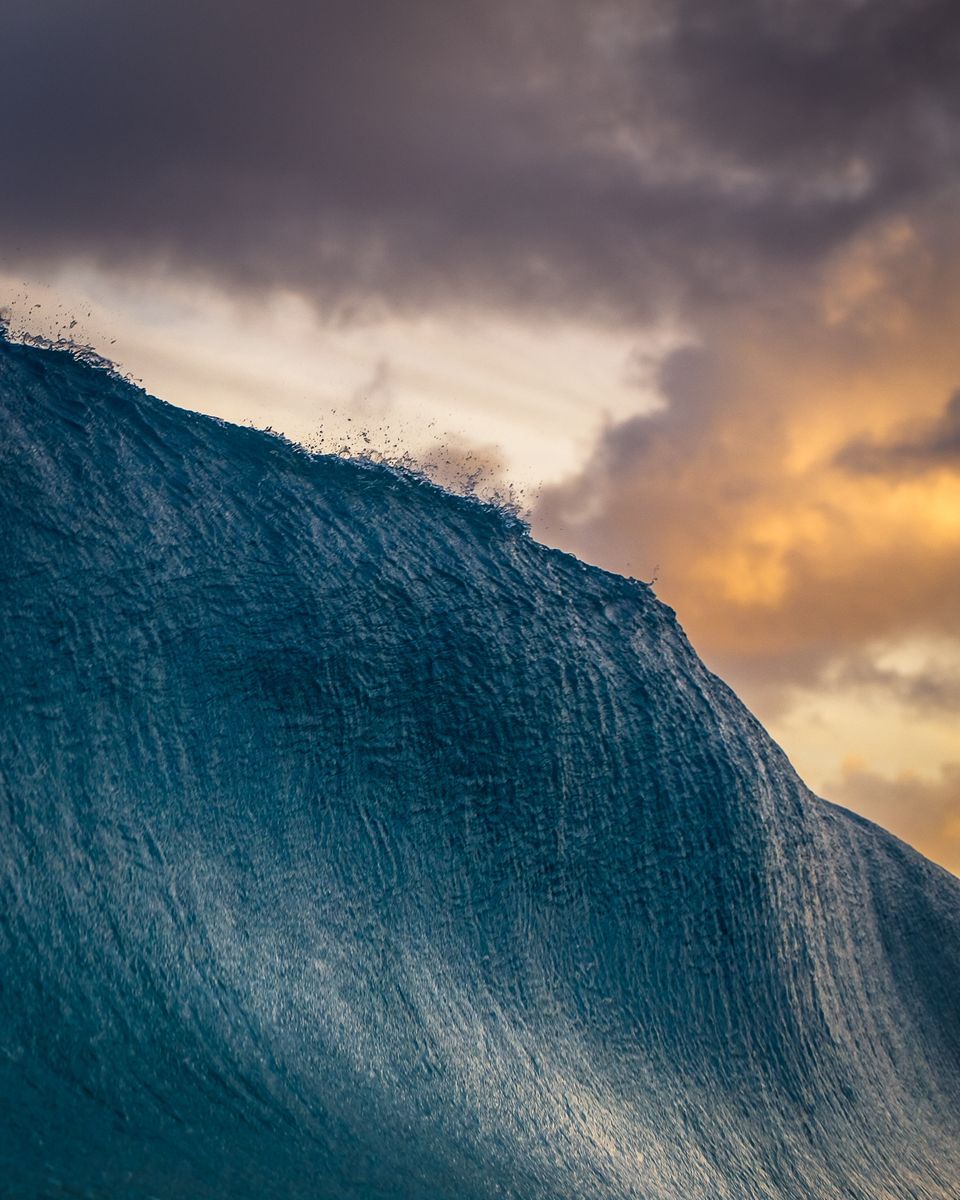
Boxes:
[1,334,958,1198]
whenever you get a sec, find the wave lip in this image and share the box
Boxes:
[1,333,958,1198]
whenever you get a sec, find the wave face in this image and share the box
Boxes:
[1,334,958,1199]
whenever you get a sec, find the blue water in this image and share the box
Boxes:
[1,332,958,1198]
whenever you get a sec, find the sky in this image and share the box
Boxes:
[2,0,958,874]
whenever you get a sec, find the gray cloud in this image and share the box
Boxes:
[819,649,960,712]
[3,0,959,320]
[838,389,960,472]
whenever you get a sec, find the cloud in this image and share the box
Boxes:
[2,1,959,323]
[823,649,960,714]
[838,389,960,473]
[826,759,960,876]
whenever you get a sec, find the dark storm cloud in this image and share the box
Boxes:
[838,389,960,472]
[653,0,960,174]
[3,0,959,318]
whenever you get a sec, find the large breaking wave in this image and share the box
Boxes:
[1,332,958,1198]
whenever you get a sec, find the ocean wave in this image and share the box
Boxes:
[1,332,957,1198]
